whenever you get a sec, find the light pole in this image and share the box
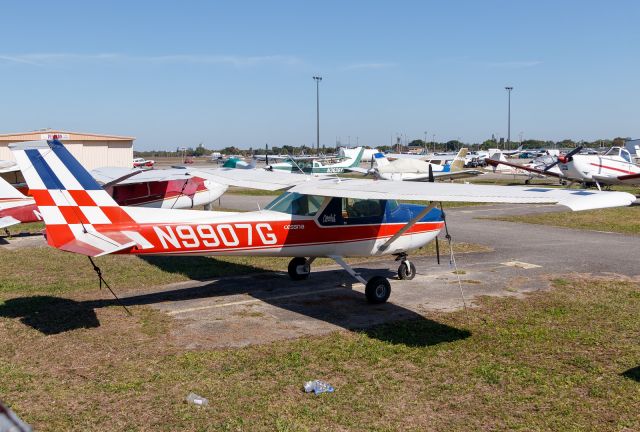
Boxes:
[432,134,436,153]
[313,76,322,154]
[423,131,427,153]
[505,86,513,149]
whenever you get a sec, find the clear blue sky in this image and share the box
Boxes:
[1,0,638,150]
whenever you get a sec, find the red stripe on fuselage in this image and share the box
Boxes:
[589,163,637,175]
[105,219,444,255]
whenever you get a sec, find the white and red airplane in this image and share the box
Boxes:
[0,160,299,230]
[486,146,640,189]
[0,176,38,229]
[9,140,636,303]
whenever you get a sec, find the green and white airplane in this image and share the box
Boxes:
[267,147,365,174]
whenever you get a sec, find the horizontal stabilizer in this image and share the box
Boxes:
[55,227,137,257]
[0,216,21,229]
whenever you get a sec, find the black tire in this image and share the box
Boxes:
[288,257,310,281]
[365,276,391,304]
[397,261,416,280]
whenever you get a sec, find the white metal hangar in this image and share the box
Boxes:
[0,129,135,170]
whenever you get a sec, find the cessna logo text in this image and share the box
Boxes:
[153,223,277,249]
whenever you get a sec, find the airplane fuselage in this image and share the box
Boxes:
[561,155,640,184]
[45,198,444,258]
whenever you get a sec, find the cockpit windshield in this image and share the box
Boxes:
[265,192,325,216]
[604,147,620,156]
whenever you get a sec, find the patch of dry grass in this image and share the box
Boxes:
[0,277,637,430]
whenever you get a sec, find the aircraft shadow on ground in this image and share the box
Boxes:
[0,266,470,347]
[622,366,640,382]
[0,295,100,335]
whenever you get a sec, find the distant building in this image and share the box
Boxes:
[0,129,135,169]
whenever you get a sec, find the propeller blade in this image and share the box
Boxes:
[565,145,583,159]
[543,160,559,172]
[428,164,435,183]
[265,144,269,166]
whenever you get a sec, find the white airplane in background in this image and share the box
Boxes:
[487,151,563,184]
[486,146,640,189]
[353,148,484,181]
[8,139,635,304]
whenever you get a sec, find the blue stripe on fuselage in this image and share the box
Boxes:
[25,148,66,190]
[48,140,103,190]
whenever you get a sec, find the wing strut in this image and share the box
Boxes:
[377,202,437,253]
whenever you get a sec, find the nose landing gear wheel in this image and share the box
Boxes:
[365,276,391,304]
[398,261,416,280]
[288,257,310,280]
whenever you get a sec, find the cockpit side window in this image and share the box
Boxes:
[265,192,324,216]
[621,149,631,163]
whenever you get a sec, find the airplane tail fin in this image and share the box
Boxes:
[349,147,366,167]
[449,148,468,172]
[10,140,136,256]
[372,152,390,169]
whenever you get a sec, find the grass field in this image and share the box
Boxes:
[0,276,637,431]
[486,206,640,235]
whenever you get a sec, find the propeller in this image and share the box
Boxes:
[265,143,269,166]
[428,164,435,182]
[543,145,583,172]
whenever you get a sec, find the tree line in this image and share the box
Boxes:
[134,137,631,157]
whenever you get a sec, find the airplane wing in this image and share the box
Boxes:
[411,169,484,181]
[0,176,26,199]
[485,158,562,179]
[0,160,20,174]
[616,173,640,185]
[91,167,205,186]
[194,167,312,191]
[345,167,370,174]
[592,173,640,186]
[289,177,636,211]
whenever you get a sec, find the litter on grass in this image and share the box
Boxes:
[303,380,334,395]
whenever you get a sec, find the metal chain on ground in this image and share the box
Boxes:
[88,257,132,316]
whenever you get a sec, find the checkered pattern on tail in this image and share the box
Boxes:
[10,140,135,252]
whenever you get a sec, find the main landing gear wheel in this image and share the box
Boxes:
[288,257,310,280]
[397,261,416,280]
[365,276,391,304]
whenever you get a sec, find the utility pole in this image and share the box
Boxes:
[313,76,322,154]
[424,131,427,153]
[505,86,513,149]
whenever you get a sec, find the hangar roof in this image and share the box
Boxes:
[0,129,135,142]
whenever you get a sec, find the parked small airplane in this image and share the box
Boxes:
[9,139,635,304]
[487,151,562,183]
[0,176,40,229]
[353,148,484,181]
[486,146,640,189]
[0,161,293,230]
[267,147,365,174]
